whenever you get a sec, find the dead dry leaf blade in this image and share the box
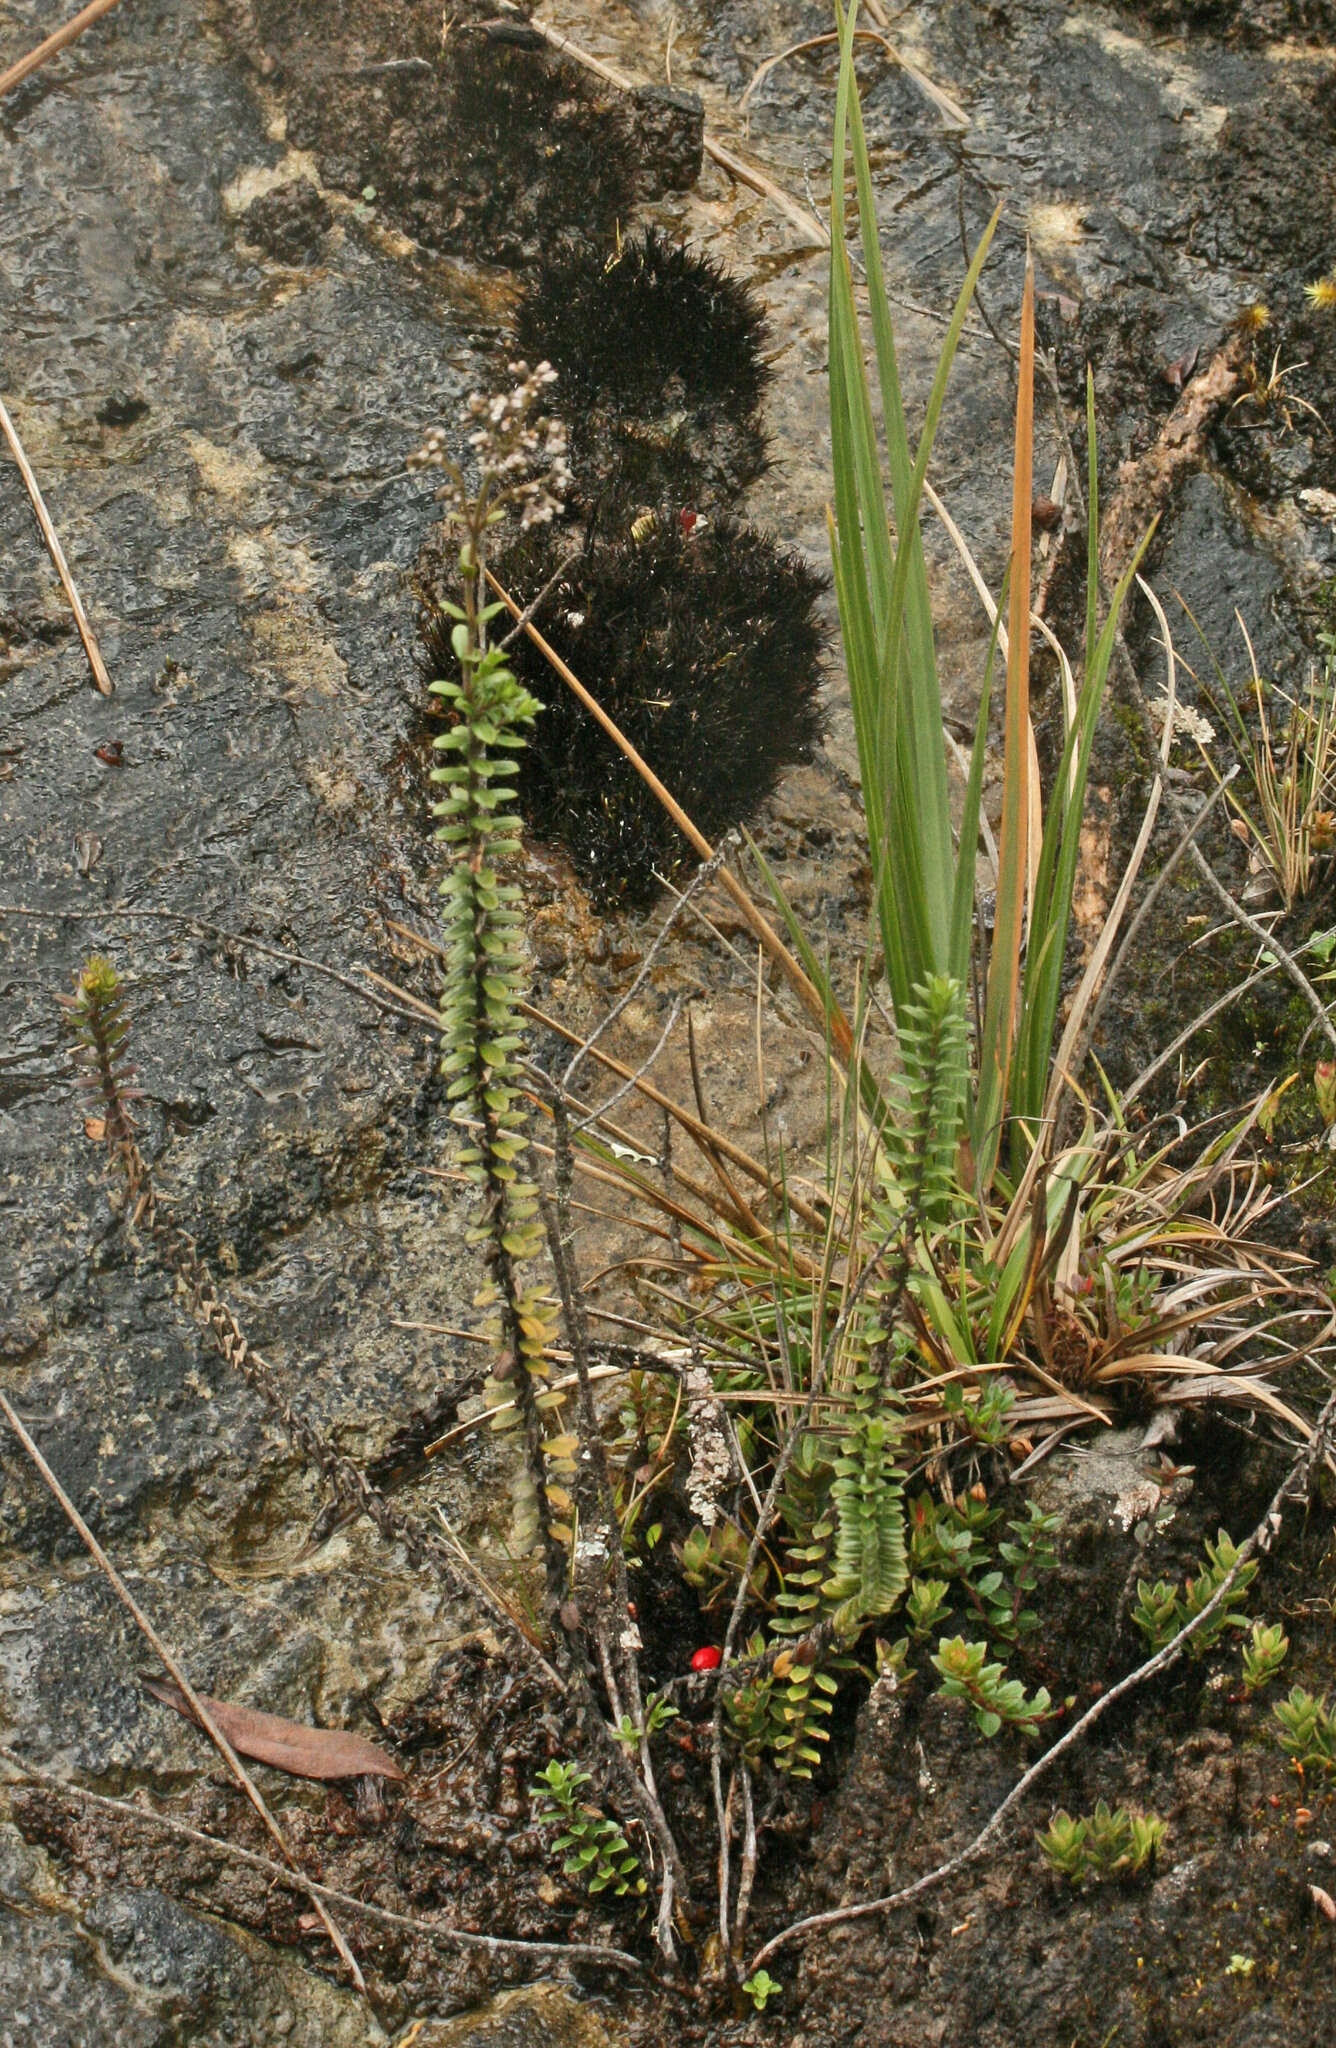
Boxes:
[143,1679,405,1782]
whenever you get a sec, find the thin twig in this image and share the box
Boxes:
[734,1763,760,1954]
[1034,346,1336,1062]
[497,544,584,651]
[746,1383,1336,1975]
[703,133,830,244]
[569,998,683,1136]
[0,1745,643,1972]
[0,1393,366,1995]
[0,397,112,694]
[1119,960,1278,1112]
[1166,814,1336,1058]
[0,0,125,96]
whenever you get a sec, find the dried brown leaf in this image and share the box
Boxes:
[143,1679,405,1782]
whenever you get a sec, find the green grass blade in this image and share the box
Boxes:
[974,254,1036,1191]
[829,0,999,1021]
[1084,368,1098,680]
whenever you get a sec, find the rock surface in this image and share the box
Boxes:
[0,1821,382,2047]
[3,0,1336,2042]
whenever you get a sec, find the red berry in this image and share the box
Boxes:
[690,1645,721,1672]
[678,508,698,535]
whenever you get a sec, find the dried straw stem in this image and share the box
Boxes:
[0,396,112,694]
[0,0,124,97]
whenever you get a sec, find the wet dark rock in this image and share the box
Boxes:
[0,1823,379,2047]
[1149,470,1298,679]
[1113,0,1336,46]
[0,0,515,2021]
[1199,80,1336,285]
[240,178,332,266]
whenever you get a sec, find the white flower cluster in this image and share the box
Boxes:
[1150,691,1215,750]
[683,1364,733,1529]
[408,360,573,530]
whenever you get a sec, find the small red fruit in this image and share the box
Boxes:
[690,1645,721,1672]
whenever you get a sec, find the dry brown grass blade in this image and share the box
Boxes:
[1042,576,1174,1119]
[525,996,829,1232]
[701,134,830,244]
[543,1128,799,1273]
[1092,1356,1321,1441]
[0,396,112,693]
[0,1390,367,1996]
[0,0,124,96]
[365,927,832,1235]
[977,248,1035,1180]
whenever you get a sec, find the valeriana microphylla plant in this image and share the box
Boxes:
[413,363,577,1591]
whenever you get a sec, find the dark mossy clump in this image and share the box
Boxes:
[422,515,827,907]
[1113,0,1336,45]
[238,4,638,266]
[515,230,771,506]
[516,228,770,421]
[240,178,331,266]
[436,37,640,266]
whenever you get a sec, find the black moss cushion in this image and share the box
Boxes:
[514,230,772,506]
[423,513,827,908]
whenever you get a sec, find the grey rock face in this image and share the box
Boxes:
[0,1823,382,2048]
[0,0,501,2019]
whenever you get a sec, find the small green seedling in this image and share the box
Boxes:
[1036,1809,1089,1879]
[1273,1686,1336,1772]
[1132,1530,1255,1655]
[930,1636,1053,1737]
[743,1969,781,2011]
[1038,1801,1166,1883]
[1240,1621,1289,1694]
[612,1692,680,1749]
[530,1760,646,1897]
